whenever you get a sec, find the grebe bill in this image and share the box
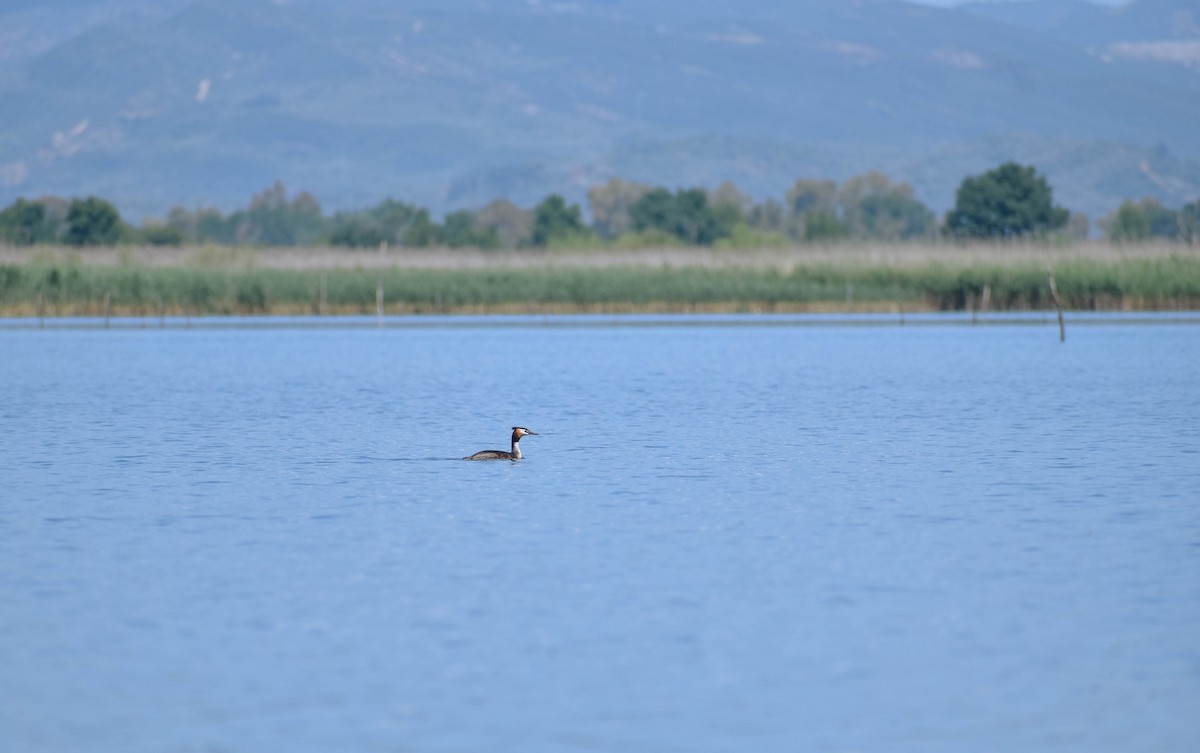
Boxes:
[464,427,539,460]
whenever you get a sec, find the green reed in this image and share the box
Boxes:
[2,256,1198,315]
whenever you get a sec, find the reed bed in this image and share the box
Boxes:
[1,244,1198,316]
[1,240,1189,271]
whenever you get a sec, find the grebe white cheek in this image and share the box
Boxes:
[464,426,539,461]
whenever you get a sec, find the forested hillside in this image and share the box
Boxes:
[1,0,1197,221]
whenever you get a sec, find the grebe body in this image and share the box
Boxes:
[465,427,538,461]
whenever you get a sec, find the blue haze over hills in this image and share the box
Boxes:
[0,0,1197,222]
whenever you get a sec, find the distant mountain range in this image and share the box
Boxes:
[1,0,1197,222]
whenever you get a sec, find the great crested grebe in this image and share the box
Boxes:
[464,427,538,461]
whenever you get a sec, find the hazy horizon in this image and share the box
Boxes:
[912,0,1127,5]
[1,0,1195,222]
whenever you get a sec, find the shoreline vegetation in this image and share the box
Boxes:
[2,242,1198,317]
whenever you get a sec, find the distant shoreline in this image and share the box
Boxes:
[2,242,1197,316]
[1,240,1190,270]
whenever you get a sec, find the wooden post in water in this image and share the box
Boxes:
[1048,272,1065,343]
[376,241,386,325]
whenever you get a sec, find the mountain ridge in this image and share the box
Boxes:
[1,0,1197,221]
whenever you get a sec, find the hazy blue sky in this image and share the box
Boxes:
[911,0,1126,5]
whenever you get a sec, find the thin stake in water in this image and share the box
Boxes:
[377,242,386,325]
[1048,272,1065,342]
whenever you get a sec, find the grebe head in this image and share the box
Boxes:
[512,426,538,439]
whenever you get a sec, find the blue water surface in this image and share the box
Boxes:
[1,315,1198,752]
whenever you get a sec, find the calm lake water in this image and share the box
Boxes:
[2,315,1198,753]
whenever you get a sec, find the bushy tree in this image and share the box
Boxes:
[783,178,840,242]
[779,173,933,242]
[838,171,935,240]
[707,181,748,238]
[1179,200,1200,245]
[1104,198,1180,242]
[372,198,438,247]
[166,183,329,247]
[785,179,838,216]
[746,198,787,234]
[329,198,438,248]
[709,181,751,215]
[327,211,386,247]
[715,195,791,247]
[474,199,534,249]
[531,194,589,247]
[588,178,651,239]
[1141,199,1180,239]
[230,182,326,246]
[629,188,673,234]
[64,196,123,246]
[944,162,1069,239]
[0,198,62,245]
[166,206,232,244]
[857,192,935,240]
[803,209,849,241]
[138,223,185,246]
[629,187,734,246]
[442,209,499,249]
[1067,212,1091,241]
[1104,201,1151,242]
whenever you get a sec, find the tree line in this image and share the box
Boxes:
[2,163,1198,248]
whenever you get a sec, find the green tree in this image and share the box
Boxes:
[474,199,534,249]
[838,171,935,240]
[0,198,61,245]
[630,187,734,246]
[707,181,749,240]
[1179,200,1200,245]
[944,162,1069,239]
[167,205,232,244]
[1104,201,1151,242]
[1066,212,1091,241]
[230,182,326,246]
[747,198,787,234]
[709,181,751,215]
[587,178,651,239]
[857,192,935,240]
[441,209,499,249]
[138,223,185,246]
[373,198,438,247]
[784,178,839,242]
[328,198,438,248]
[803,209,849,241]
[531,194,588,247]
[328,211,386,248]
[1142,199,1180,239]
[629,188,673,235]
[786,179,838,216]
[680,187,737,245]
[64,196,123,245]
[1104,198,1179,242]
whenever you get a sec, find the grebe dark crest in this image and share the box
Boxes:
[464,427,538,461]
